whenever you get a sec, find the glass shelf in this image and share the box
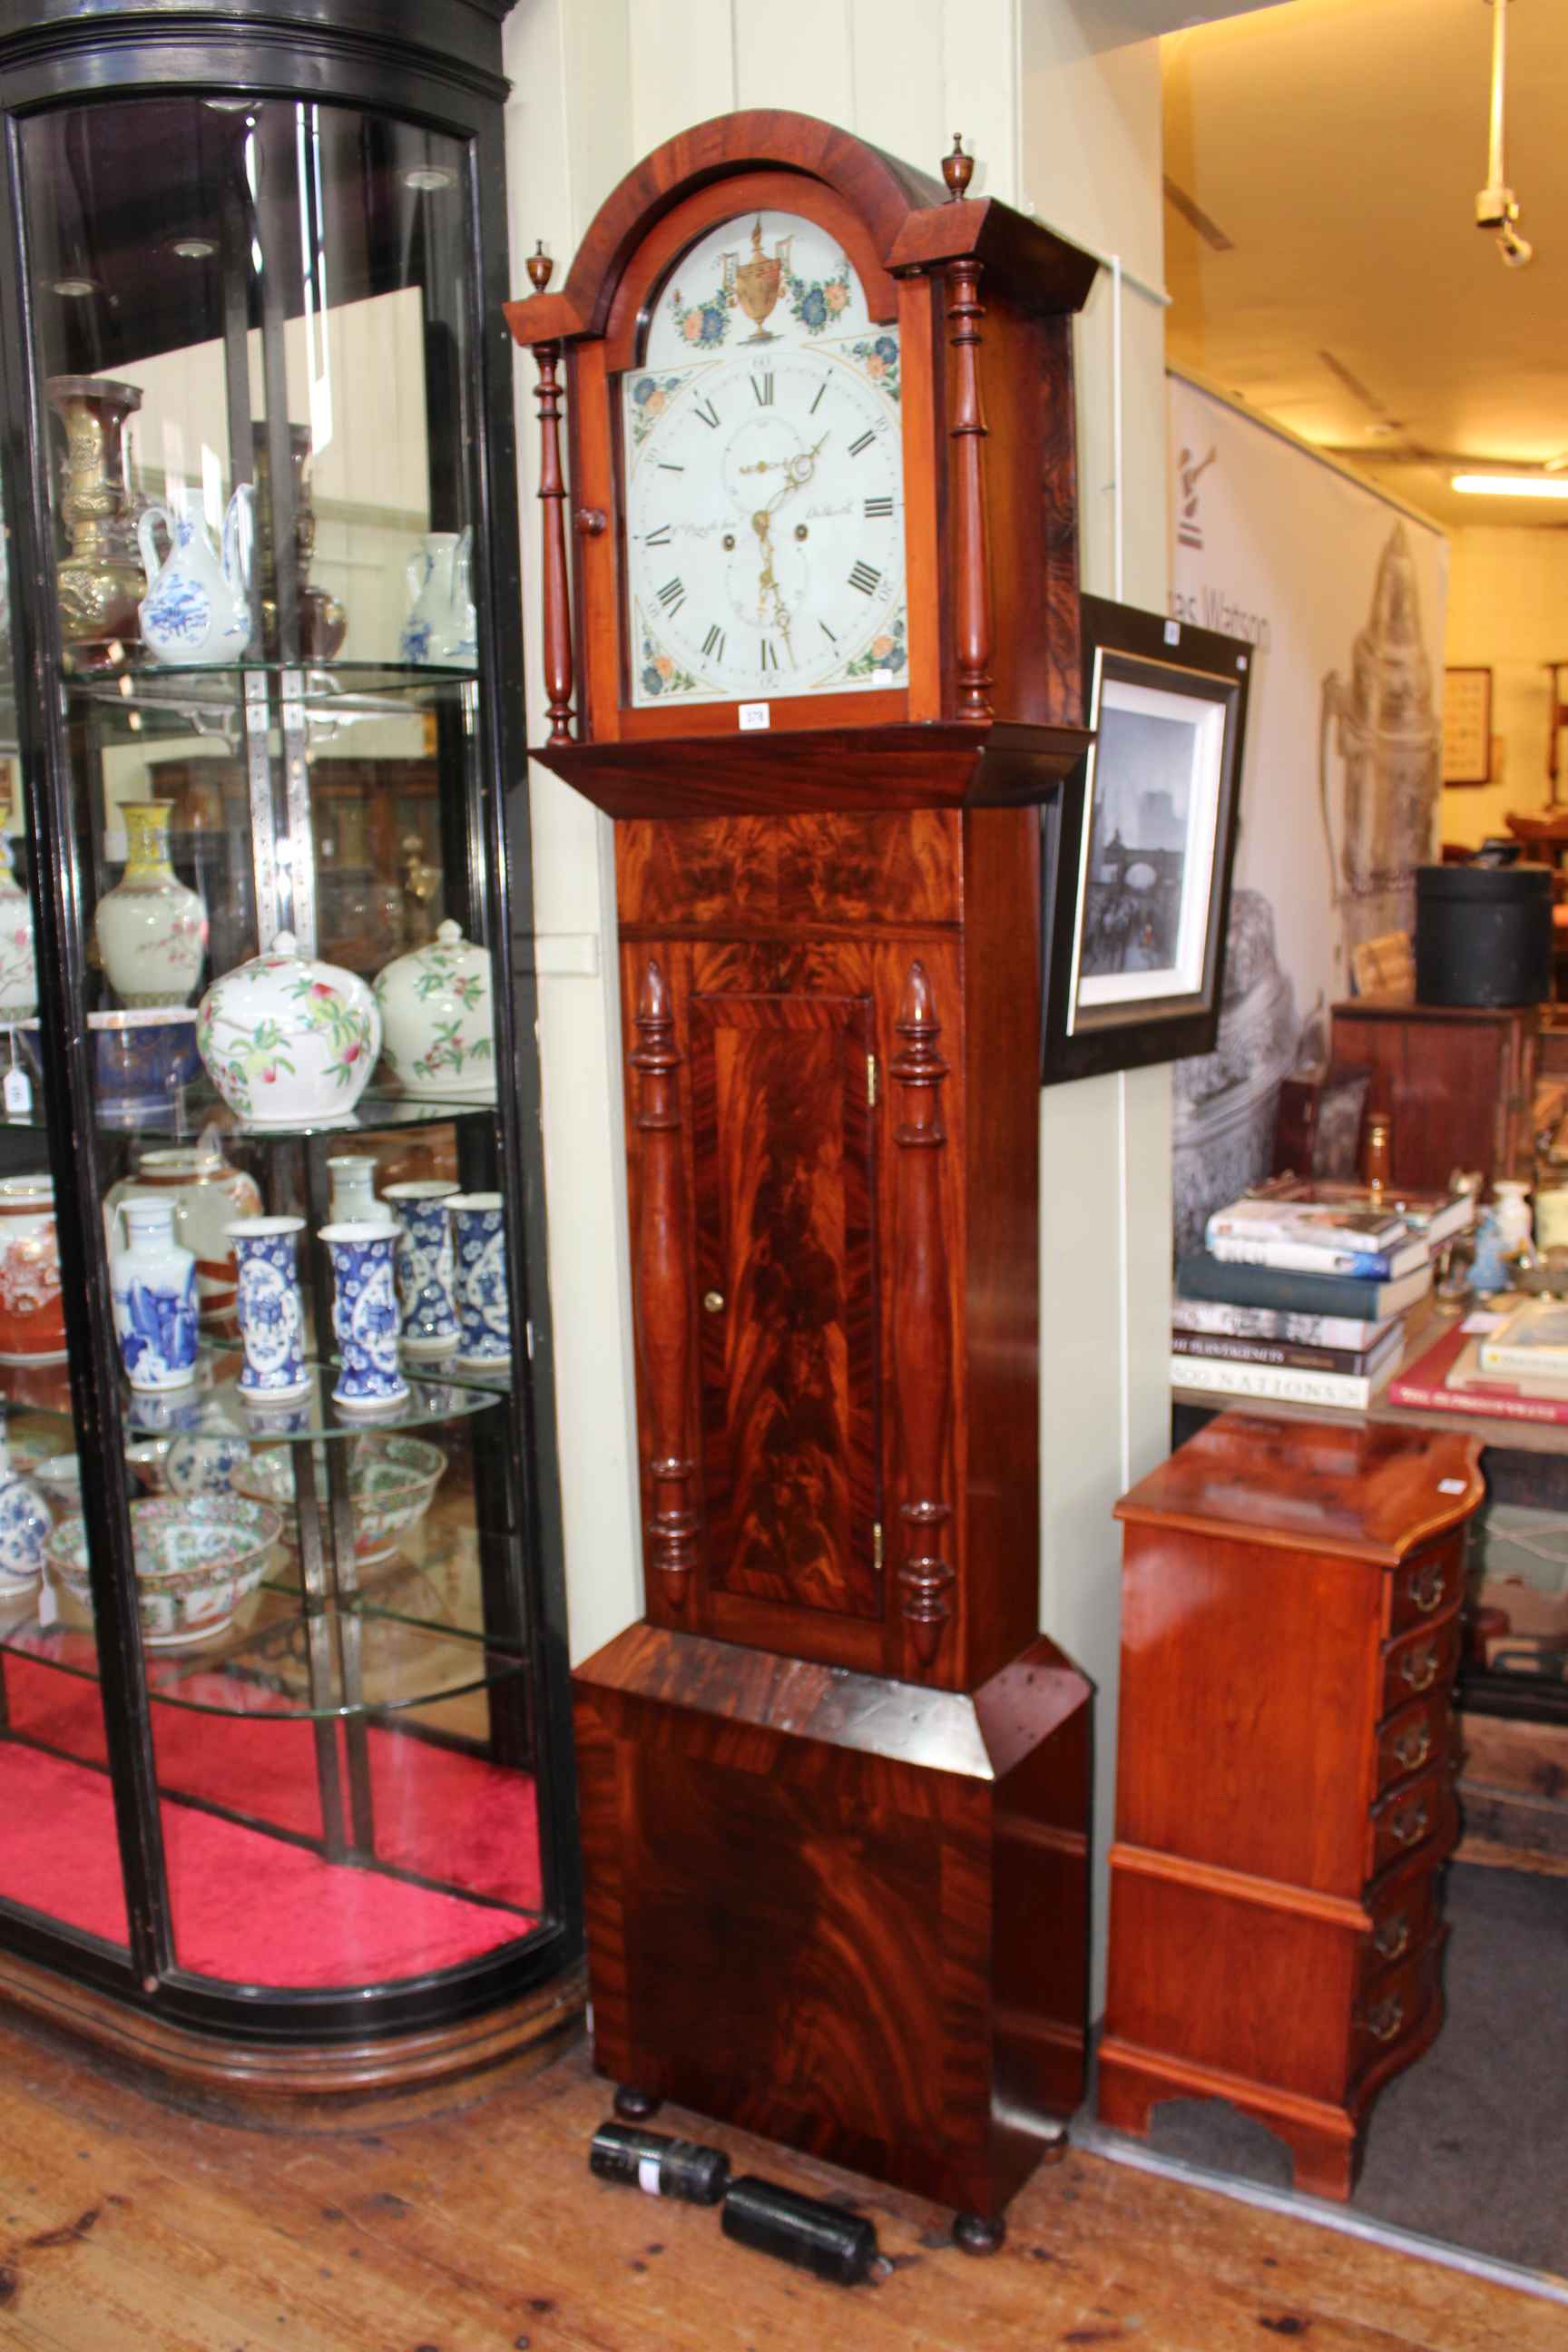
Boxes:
[0,1077,496,1142]
[66,658,476,721]
[0,1352,508,1444]
[0,1583,525,1721]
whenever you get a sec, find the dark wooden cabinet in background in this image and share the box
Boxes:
[1099,1411,1485,2198]
[1329,995,1538,1193]
[508,113,1099,2246]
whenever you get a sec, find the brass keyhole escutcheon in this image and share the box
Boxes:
[702,1290,726,1313]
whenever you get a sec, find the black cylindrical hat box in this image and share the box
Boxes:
[1414,862,1552,1007]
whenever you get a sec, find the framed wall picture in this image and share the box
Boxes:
[1442,665,1493,786]
[1041,595,1251,1084]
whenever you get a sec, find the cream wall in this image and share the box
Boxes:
[502,0,1171,1986]
[1441,526,1568,851]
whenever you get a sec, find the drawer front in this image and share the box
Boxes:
[1351,1929,1444,2082]
[1361,1864,1443,1987]
[1387,1538,1464,1640]
[1379,1612,1462,1719]
[1368,1761,1449,1877]
[1374,1690,1453,1800]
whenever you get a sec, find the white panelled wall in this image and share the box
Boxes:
[502,0,1172,1995]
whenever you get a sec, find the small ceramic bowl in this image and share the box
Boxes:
[233,1432,445,1569]
[29,1452,82,1511]
[164,1429,253,1499]
[44,1494,282,1647]
[17,1009,201,1123]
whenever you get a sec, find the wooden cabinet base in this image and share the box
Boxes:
[573,1621,1092,2228]
[1097,1985,1447,2203]
[0,1946,586,2132]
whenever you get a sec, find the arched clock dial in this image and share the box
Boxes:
[622,211,906,708]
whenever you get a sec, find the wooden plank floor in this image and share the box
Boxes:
[0,2009,1558,2351]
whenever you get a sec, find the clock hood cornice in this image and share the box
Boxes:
[503,108,1097,352]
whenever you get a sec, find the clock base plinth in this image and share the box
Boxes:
[572,1621,1092,2225]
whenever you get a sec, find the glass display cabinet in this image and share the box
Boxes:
[0,0,582,2102]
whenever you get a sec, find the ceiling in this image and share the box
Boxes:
[1078,0,1289,46]
[1162,0,1568,528]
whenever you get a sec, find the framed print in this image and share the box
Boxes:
[1442,666,1493,786]
[1042,596,1251,1085]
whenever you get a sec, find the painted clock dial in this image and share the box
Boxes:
[622,210,906,708]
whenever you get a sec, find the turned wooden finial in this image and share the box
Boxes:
[526,240,553,294]
[943,135,975,202]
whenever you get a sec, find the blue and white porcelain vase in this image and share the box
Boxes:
[398,527,476,666]
[165,1428,253,1498]
[448,1191,508,1370]
[0,1424,50,1592]
[228,1215,311,1403]
[136,485,253,666]
[383,1180,458,1358]
[110,1196,199,1393]
[320,1221,408,1412]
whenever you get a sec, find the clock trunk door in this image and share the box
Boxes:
[690,989,882,1622]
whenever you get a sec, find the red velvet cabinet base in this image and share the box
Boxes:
[1098,1412,1485,2200]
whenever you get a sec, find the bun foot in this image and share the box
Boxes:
[953,2210,1006,2257]
[612,2084,662,2122]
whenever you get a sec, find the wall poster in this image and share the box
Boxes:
[1166,373,1449,1256]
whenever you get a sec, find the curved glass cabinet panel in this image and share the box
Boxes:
[0,2,579,2058]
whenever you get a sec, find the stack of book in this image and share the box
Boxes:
[1172,1189,1466,1409]
[1391,1297,1568,1426]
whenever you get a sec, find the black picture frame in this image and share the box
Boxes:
[1041,593,1252,1085]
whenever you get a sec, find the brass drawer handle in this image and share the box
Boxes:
[702,1291,726,1313]
[1373,1912,1410,1963]
[1393,1724,1433,1774]
[1388,1802,1429,1847]
[1409,1563,1447,1614]
[1363,1995,1405,2044]
[1401,1645,1439,1692]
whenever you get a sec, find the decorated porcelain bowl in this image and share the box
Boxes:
[45,1494,282,1647]
[233,1432,445,1570]
[196,932,380,1128]
[18,1008,201,1123]
[374,921,495,1102]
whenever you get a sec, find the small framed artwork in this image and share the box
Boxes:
[1442,666,1493,786]
[1041,595,1251,1085]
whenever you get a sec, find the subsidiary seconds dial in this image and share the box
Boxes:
[623,343,906,707]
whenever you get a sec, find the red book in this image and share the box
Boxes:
[1388,1325,1568,1427]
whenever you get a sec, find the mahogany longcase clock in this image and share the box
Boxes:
[507,112,1098,2250]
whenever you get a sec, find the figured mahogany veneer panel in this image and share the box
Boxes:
[690,988,880,1620]
[573,1622,1092,2215]
[618,810,963,934]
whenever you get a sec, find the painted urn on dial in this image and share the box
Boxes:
[196,931,381,1128]
[374,919,495,1101]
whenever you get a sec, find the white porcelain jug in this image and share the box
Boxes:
[137,485,253,665]
[399,526,476,666]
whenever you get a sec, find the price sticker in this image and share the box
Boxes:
[1436,1478,1468,1495]
[738,701,770,731]
[637,2155,662,2195]
[3,1067,32,1119]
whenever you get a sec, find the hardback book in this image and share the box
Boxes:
[1207,1231,1429,1281]
[1389,1325,1568,1427]
[1250,1175,1476,1252]
[1176,1253,1432,1324]
[1172,1328,1403,1380]
[1171,1297,1396,1353]
[1171,1344,1403,1411]
[1477,1298,1568,1380]
[1206,1200,1410,1257]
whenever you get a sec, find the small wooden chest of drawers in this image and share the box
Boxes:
[1098,1411,1484,2200]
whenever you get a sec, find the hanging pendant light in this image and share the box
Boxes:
[1475,0,1534,267]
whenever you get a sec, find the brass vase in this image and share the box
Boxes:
[45,375,144,668]
[252,424,348,661]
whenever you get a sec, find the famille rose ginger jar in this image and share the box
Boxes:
[196,932,380,1127]
[374,921,495,1101]
[0,1175,65,1365]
